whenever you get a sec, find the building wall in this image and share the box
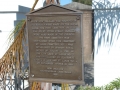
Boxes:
[81,10,94,85]
[82,10,93,63]
[93,0,120,86]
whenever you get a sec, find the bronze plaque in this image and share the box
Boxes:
[27,7,84,84]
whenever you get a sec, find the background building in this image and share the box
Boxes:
[0,0,44,58]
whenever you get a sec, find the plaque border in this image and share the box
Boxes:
[27,12,84,84]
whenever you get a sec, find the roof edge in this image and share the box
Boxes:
[28,4,82,14]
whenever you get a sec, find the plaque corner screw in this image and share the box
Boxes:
[76,16,80,20]
[28,19,31,21]
[78,76,81,80]
[31,75,34,77]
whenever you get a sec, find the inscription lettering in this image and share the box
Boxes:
[29,17,79,77]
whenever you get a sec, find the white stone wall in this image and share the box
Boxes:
[0,0,44,58]
[93,0,120,86]
[0,14,16,58]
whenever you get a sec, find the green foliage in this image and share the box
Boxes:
[77,78,120,90]
[72,0,92,6]
[111,78,120,89]
[104,84,115,90]
[77,86,102,90]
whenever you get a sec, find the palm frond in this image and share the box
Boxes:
[6,20,25,48]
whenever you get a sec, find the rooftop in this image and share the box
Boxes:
[64,2,92,10]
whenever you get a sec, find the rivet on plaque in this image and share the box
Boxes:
[78,76,81,80]
[28,19,31,21]
[31,75,34,77]
[76,16,80,20]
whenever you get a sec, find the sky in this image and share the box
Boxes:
[60,0,72,5]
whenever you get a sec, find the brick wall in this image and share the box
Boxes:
[81,10,93,63]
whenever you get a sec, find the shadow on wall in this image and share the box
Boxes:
[93,0,120,54]
[74,63,94,90]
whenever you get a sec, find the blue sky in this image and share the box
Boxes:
[60,0,72,5]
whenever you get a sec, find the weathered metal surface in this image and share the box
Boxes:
[27,4,84,84]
